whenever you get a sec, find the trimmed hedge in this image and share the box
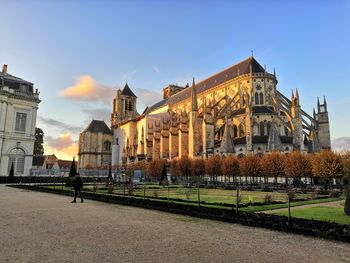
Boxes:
[0,176,101,184]
[8,184,350,243]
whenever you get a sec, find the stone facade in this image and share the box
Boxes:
[109,57,331,165]
[78,120,113,169]
[0,65,40,176]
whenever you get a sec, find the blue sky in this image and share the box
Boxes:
[1,0,349,158]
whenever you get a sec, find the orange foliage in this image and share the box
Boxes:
[311,150,343,178]
[239,154,261,182]
[283,151,312,178]
[261,151,285,179]
[222,156,240,182]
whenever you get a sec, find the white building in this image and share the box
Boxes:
[0,64,40,176]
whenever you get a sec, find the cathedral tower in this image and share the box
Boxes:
[111,83,137,127]
[315,96,331,149]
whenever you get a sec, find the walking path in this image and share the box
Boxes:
[1,185,349,263]
[263,200,344,214]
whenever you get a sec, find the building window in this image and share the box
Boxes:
[15,112,27,133]
[267,122,271,136]
[239,124,245,136]
[255,92,259,105]
[259,122,265,136]
[104,141,111,151]
[8,148,25,175]
[128,101,133,111]
[259,93,264,104]
[233,125,238,138]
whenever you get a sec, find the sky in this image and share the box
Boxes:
[1,0,349,160]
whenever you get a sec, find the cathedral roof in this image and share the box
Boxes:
[166,57,265,106]
[146,57,266,112]
[120,83,137,97]
[83,120,112,134]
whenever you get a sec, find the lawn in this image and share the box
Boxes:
[47,184,319,206]
[271,205,350,225]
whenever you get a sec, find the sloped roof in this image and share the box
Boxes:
[83,120,112,134]
[32,156,45,166]
[166,57,265,106]
[120,83,137,97]
[58,160,74,169]
[0,72,33,85]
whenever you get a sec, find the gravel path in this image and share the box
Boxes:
[1,185,350,263]
[264,200,344,214]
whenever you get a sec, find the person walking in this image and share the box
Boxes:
[71,173,84,203]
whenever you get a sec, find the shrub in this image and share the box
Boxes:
[328,189,341,198]
[287,190,296,201]
[128,182,135,195]
[264,194,274,204]
[153,190,159,198]
[107,182,114,194]
[185,191,191,201]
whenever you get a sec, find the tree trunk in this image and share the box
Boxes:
[345,176,350,215]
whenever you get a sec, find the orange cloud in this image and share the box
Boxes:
[58,75,115,103]
[44,133,78,160]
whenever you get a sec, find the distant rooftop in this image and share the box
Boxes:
[83,120,112,134]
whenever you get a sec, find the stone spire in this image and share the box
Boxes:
[267,122,283,152]
[191,77,198,112]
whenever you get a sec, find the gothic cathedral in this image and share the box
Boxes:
[109,56,330,166]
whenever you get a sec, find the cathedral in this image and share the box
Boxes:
[106,56,330,166]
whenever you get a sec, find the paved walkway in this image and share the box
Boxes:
[264,200,344,214]
[1,185,350,263]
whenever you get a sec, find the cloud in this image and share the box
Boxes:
[136,88,162,108]
[38,115,82,134]
[82,108,111,124]
[153,66,160,74]
[332,137,350,152]
[44,134,78,160]
[121,70,137,82]
[58,75,116,104]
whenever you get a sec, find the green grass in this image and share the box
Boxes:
[240,197,343,212]
[45,184,335,209]
[271,205,350,225]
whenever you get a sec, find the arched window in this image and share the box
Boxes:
[284,126,289,136]
[8,148,25,175]
[104,141,111,151]
[253,123,259,136]
[128,101,133,111]
[239,124,245,136]
[125,100,128,111]
[255,92,259,105]
[259,122,265,136]
[259,93,264,104]
[267,122,271,136]
[233,125,238,138]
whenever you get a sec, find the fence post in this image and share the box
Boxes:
[288,194,291,223]
[143,185,146,200]
[236,184,239,218]
[197,175,200,208]
[167,183,170,203]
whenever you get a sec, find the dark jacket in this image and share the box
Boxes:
[73,176,83,190]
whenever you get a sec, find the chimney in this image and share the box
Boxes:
[2,64,8,74]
